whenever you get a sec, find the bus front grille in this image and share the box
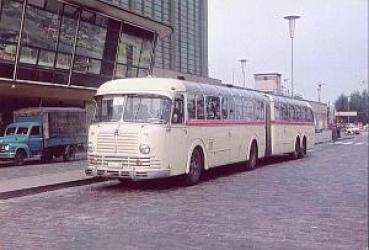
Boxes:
[96,132,138,155]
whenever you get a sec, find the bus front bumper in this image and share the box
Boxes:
[85,167,171,180]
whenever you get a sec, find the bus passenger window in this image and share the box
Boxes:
[228,98,235,120]
[289,105,295,121]
[172,95,184,124]
[206,96,220,120]
[235,98,242,120]
[221,97,228,120]
[187,94,196,120]
[196,95,205,120]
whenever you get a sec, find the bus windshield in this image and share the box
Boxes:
[123,95,171,124]
[95,95,171,124]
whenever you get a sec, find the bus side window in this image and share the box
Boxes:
[289,105,295,121]
[274,101,279,120]
[281,103,288,121]
[196,95,205,120]
[228,97,235,120]
[187,94,196,120]
[235,97,242,120]
[206,96,220,120]
[245,101,254,120]
[172,95,184,124]
[221,97,228,120]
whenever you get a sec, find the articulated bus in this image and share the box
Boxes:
[86,78,315,185]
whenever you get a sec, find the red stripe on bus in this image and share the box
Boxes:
[186,121,266,126]
[270,121,314,126]
[185,120,314,127]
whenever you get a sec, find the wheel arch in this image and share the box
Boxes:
[246,136,259,160]
[185,139,208,174]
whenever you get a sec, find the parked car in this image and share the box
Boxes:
[345,127,360,135]
[0,107,87,166]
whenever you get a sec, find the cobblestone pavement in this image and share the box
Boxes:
[0,154,86,181]
[0,135,367,250]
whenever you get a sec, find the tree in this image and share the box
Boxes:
[334,90,369,124]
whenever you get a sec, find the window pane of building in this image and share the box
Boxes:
[0,0,23,62]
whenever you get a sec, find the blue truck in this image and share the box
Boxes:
[0,107,87,166]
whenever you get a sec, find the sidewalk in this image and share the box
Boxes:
[0,153,105,199]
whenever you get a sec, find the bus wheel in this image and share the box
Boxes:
[299,138,307,158]
[290,139,300,160]
[14,150,26,166]
[245,142,258,171]
[183,148,203,186]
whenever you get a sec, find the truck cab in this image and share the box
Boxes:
[0,121,44,165]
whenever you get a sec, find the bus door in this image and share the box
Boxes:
[166,94,188,171]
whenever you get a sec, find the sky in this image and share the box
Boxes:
[208,0,368,103]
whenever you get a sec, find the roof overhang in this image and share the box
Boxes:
[0,79,96,102]
[66,0,173,39]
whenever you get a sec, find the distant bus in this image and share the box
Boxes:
[86,78,315,185]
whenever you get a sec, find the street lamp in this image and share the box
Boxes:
[317,83,325,102]
[284,15,300,98]
[239,59,248,88]
[347,95,351,124]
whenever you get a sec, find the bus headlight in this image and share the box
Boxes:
[139,144,150,154]
[88,142,95,153]
[4,145,10,151]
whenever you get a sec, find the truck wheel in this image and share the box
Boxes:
[63,146,76,162]
[14,150,26,166]
[41,152,52,163]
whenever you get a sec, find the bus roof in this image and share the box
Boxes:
[96,78,311,108]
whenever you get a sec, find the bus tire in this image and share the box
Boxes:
[14,150,26,166]
[245,142,258,171]
[290,138,300,160]
[299,137,307,158]
[183,148,204,186]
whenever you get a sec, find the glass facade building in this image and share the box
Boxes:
[102,0,208,77]
[0,0,169,88]
[0,0,171,131]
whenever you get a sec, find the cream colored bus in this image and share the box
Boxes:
[86,78,315,185]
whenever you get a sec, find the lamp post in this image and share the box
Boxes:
[347,95,351,124]
[317,83,325,102]
[284,15,300,98]
[239,59,248,88]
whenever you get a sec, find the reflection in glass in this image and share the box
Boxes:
[22,5,60,51]
[56,53,71,69]
[20,46,38,64]
[0,0,22,62]
[38,50,55,67]
[117,33,142,66]
[76,21,106,59]
[73,55,101,74]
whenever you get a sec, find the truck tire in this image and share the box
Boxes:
[63,146,76,162]
[14,150,26,166]
[41,152,53,163]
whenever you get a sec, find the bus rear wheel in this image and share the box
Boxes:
[183,148,203,186]
[290,139,300,160]
[299,138,307,158]
[245,142,258,171]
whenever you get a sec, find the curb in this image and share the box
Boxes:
[0,175,107,200]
